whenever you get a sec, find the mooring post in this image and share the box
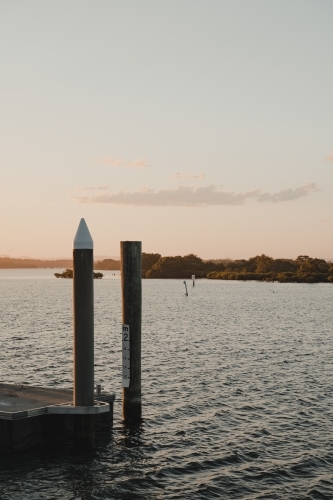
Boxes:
[121,241,142,422]
[73,218,94,444]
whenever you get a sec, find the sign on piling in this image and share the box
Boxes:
[122,325,130,387]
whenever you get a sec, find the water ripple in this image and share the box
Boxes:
[0,270,332,498]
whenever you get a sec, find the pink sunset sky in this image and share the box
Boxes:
[1,1,333,260]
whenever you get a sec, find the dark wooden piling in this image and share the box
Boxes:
[73,218,94,445]
[73,250,94,405]
[121,241,142,422]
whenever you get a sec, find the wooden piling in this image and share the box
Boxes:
[73,218,94,445]
[121,241,142,422]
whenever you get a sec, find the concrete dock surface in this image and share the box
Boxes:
[0,383,73,418]
[0,383,115,450]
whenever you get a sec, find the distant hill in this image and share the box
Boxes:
[0,257,73,269]
[0,257,120,270]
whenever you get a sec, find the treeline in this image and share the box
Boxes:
[142,253,224,278]
[207,255,333,283]
[141,253,333,283]
[3,254,333,283]
[94,259,120,270]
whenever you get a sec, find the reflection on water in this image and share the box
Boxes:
[0,269,333,499]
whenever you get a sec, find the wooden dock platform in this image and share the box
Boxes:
[0,383,115,451]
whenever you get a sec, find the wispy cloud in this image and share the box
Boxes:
[73,183,318,207]
[74,185,109,191]
[172,172,206,180]
[326,151,333,161]
[257,183,319,203]
[100,157,150,168]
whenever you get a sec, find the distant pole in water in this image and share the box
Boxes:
[121,241,142,422]
[183,280,188,296]
[73,218,94,445]
[192,275,195,287]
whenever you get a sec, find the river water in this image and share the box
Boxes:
[0,269,332,499]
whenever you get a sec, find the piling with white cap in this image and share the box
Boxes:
[73,218,94,444]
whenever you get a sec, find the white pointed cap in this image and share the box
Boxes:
[73,218,93,249]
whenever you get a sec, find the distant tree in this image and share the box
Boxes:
[297,257,328,274]
[145,254,223,279]
[273,259,297,273]
[296,255,309,262]
[94,259,120,270]
[142,253,161,273]
[255,254,274,273]
[54,268,73,278]
[54,269,103,279]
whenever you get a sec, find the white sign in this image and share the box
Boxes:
[122,325,130,387]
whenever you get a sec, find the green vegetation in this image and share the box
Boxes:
[3,253,333,284]
[54,269,103,279]
[94,259,120,270]
[144,254,224,279]
[142,253,161,274]
[207,255,333,283]
[141,253,333,283]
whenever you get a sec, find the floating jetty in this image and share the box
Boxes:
[0,219,116,451]
[0,383,115,451]
[0,219,143,451]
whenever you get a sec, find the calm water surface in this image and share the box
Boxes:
[0,269,332,499]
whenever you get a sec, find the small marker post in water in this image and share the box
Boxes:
[192,275,195,287]
[73,218,94,445]
[121,241,142,422]
[183,280,188,296]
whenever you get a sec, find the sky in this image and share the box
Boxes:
[1,0,333,260]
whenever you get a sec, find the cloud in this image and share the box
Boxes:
[74,185,109,191]
[73,183,318,207]
[74,185,260,206]
[257,183,319,203]
[100,157,150,168]
[172,172,206,180]
[326,151,333,161]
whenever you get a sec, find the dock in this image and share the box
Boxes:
[0,383,115,451]
[0,220,143,450]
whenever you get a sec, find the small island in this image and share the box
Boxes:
[54,269,103,279]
